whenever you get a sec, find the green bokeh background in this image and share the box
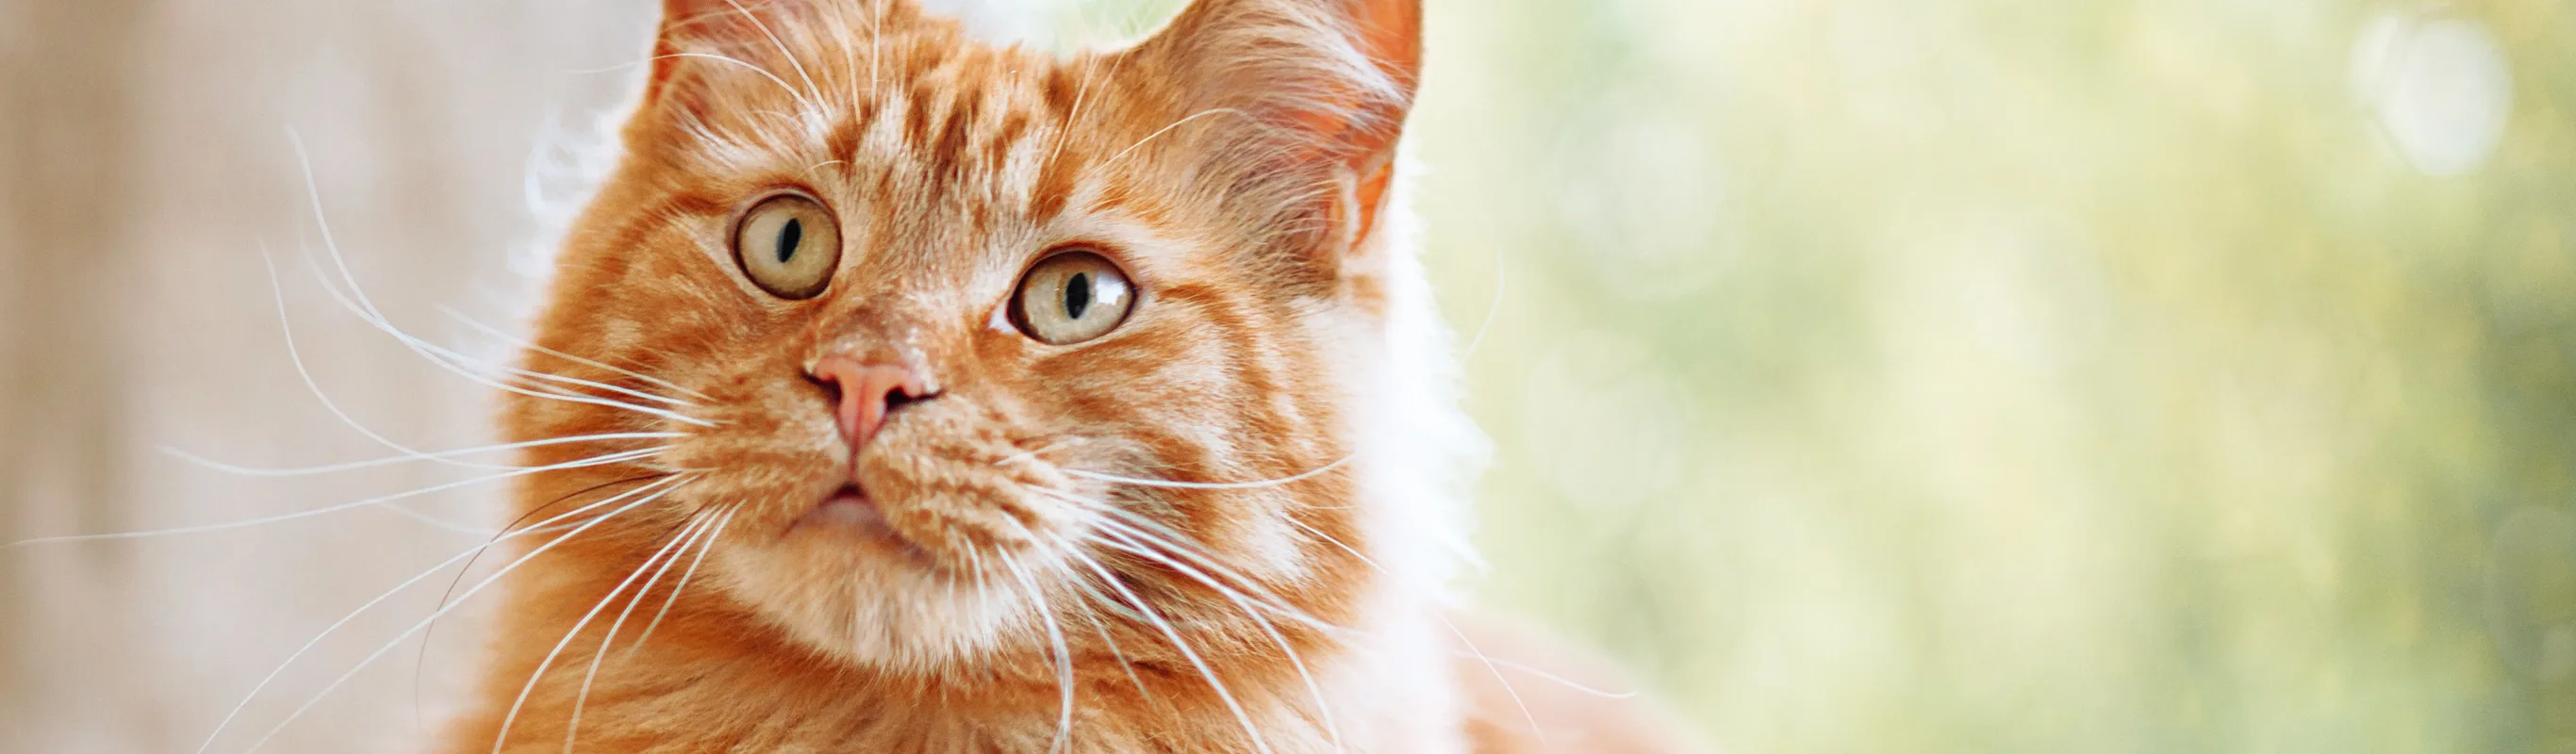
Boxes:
[4,0,2569,750]
[1068,1,2573,750]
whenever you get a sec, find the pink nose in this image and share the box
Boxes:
[808,355,933,449]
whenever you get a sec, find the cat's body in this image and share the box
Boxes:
[437,1,1692,751]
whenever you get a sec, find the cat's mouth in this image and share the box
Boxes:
[796,484,887,532]
[788,484,924,563]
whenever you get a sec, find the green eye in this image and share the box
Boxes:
[733,192,841,299]
[1009,251,1135,345]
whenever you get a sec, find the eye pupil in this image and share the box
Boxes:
[1065,272,1092,320]
[776,218,802,264]
[732,193,839,299]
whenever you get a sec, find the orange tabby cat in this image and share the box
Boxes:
[449,0,1693,750]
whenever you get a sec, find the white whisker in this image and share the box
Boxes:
[159,433,681,478]
[867,0,882,102]
[376,503,501,537]
[1087,526,1343,752]
[1103,107,1249,171]
[293,247,712,426]
[999,437,1083,467]
[255,242,515,473]
[5,448,661,548]
[438,306,709,401]
[999,549,1077,754]
[722,0,826,122]
[493,504,712,753]
[1070,580,1155,705]
[567,508,723,752]
[194,476,684,754]
[1047,454,1351,491]
[626,506,737,656]
[1046,58,1098,174]
[239,476,695,754]
[610,53,813,113]
[1045,496,1331,634]
[1275,517,1557,736]
[1065,550,1276,754]
[284,134,708,429]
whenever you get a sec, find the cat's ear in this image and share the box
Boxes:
[643,0,895,110]
[645,0,758,108]
[1132,0,1423,274]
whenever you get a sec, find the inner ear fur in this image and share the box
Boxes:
[1131,0,1423,280]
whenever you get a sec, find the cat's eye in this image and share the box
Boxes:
[732,192,842,300]
[1009,251,1135,345]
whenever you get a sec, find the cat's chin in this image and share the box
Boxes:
[712,493,1050,673]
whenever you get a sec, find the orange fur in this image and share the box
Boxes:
[443,1,1691,751]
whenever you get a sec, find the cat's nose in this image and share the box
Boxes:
[806,355,934,449]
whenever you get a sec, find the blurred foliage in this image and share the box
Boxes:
[1055,1,2576,751]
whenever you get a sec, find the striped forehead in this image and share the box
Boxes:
[674,34,1094,224]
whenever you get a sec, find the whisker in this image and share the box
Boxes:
[626,505,737,656]
[438,306,709,401]
[1273,520,1550,741]
[416,475,674,709]
[492,505,711,753]
[5,448,663,548]
[998,437,1083,467]
[584,53,813,115]
[1066,549,1277,754]
[195,475,685,754]
[255,242,514,472]
[375,504,501,537]
[721,0,827,122]
[364,307,694,408]
[567,507,724,752]
[1069,577,1156,705]
[159,433,682,478]
[1045,57,1098,176]
[836,5,859,112]
[282,135,707,428]
[198,544,487,754]
[1041,495,1330,633]
[998,549,1077,754]
[1049,454,1351,491]
[963,542,996,622]
[294,247,712,426]
[237,476,696,754]
[867,0,882,102]
[1462,654,1640,700]
[1086,526,1343,752]
[1102,107,1250,171]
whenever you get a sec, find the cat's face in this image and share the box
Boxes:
[506,0,1430,679]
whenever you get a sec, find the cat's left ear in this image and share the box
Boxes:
[1132,0,1422,275]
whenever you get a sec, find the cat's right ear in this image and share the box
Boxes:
[644,0,734,108]
[643,0,895,111]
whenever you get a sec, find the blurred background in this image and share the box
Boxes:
[6,0,2574,750]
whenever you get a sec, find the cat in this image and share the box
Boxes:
[438,0,1694,750]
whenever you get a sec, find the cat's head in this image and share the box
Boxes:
[507,0,1474,681]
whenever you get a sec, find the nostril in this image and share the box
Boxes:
[809,372,847,409]
[807,355,936,448]
[884,386,932,412]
